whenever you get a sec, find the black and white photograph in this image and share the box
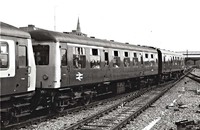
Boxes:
[0,0,200,129]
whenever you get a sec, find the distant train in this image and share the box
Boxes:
[0,22,185,126]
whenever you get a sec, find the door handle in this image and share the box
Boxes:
[21,78,25,80]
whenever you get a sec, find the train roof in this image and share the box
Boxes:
[0,22,30,39]
[160,49,184,57]
[30,29,157,52]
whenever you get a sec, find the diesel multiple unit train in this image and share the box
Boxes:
[0,22,185,125]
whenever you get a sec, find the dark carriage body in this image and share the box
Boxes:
[30,29,159,90]
[0,22,36,98]
[0,22,36,125]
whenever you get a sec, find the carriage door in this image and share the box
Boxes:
[140,53,144,76]
[60,45,69,87]
[16,44,28,92]
[103,49,111,82]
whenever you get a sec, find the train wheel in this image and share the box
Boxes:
[1,120,10,127]
[84,95,92,105]
[1,113,11,126]
[82,94,92,106]
[56,106,65,113]
[54,100,67,113]
[53,93,70,113]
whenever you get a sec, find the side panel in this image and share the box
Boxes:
[110,49,124,80]
[27,39,36,91]
[1,36,29,96]
[142,51,158,76]
[68,45,96,86]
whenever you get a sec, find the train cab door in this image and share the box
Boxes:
[60,44,69,87]
[16,42,29,93]
[103,49,111,82]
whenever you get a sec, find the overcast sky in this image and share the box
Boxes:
[1,0,199,52]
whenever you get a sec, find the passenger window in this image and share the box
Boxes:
[104,51,109,66]
[33,45,49,65]
[90,48,101,69]
[145,53,148,58]
[113,50,120,68]
[124,52,130,67]
[61,49,67,66]
[133,52,138,66]
[73,47,86,69]
[134,53,137,58]
[18,46,27,67]
[0,42,9,68]
[151,54,154,58]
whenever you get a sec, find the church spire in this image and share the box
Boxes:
[65,17,87,37]
[76,17,81,32]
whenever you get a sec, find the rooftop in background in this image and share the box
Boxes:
[20,18,87,37]
[180,51,200,66]
[179,51,200,59]
[180,51,200,55]
[63,18,87,37]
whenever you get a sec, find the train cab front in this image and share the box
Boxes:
[32,42,66,111]
[33,42,62,91]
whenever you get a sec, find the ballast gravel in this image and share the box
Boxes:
[123,70,200,130]
[18,69,200,130]
[18,92,138,130]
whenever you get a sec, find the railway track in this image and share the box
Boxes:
[2,70,192,130]
[2,86,151,130]
[61,79,186,130]
[186,72,200,84]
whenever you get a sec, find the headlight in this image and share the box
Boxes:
[43,74,48,80]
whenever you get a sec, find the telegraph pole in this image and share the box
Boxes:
[54,6,57,31]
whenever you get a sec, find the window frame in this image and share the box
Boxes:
[113,50,120,68]
[18,45,28,68]
[124,51,130,67]
[145,53,148,58]
[133,52,139,66]
[73,47,86,69]
[60,48,68,66]
[104,50,109,66]
[0,41,9,69]
[90,48,101,69]
[33,45,50,65]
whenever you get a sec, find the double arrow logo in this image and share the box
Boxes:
[76,72,83,81]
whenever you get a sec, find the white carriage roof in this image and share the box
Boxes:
[0,22,30,39]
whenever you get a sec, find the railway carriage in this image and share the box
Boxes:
[158,49,185,81]
[0,21,186,127]
[0,22,36,125]
[30,29,160,110]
